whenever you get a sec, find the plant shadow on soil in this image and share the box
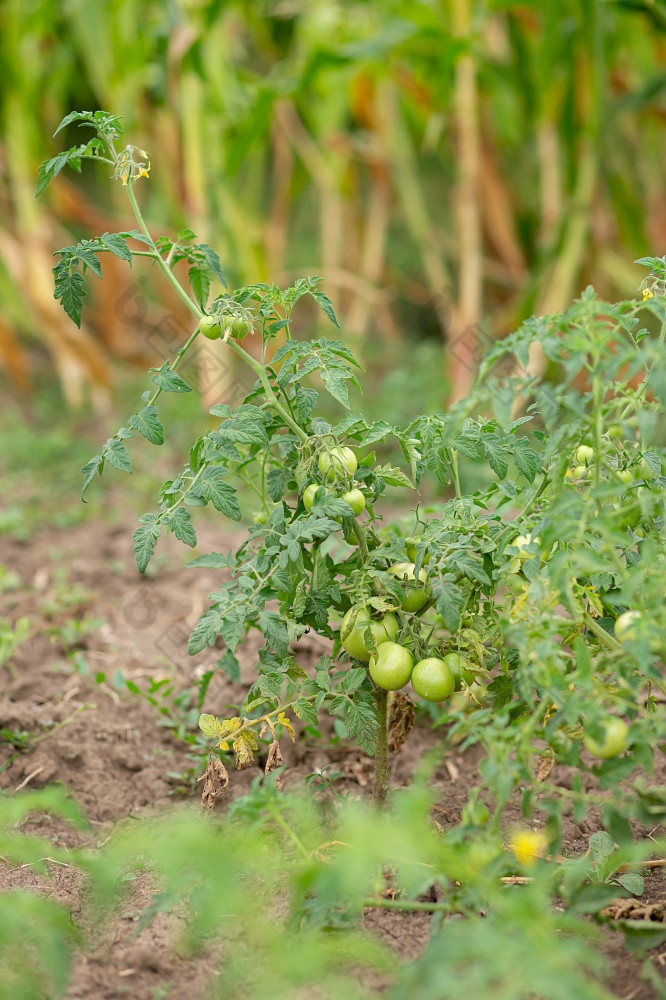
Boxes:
[0,517,664,1000]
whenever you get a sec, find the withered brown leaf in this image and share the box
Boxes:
[198,755,229,810]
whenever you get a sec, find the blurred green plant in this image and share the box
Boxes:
[1,782,664,1000]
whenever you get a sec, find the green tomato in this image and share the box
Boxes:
[614,610,641,642]
[607,424,624,440]
[505,572,526,596]
[583,717,629,759]
[369,641,414,690]
[511,534,541,561]
[574,445,595,465]
[341,488,365,516]
[318,447,358,482]
[615,469,633,485]
[303,483,329,512]
[340,608,398,663]
[638,456,659,481]
[198,315,222,340]
[252,510,268,525]
[411,657,455,702]
[405,536,430,565]
[388,561,429,612]
[441,651,475,691]
[231,316,251,340]
[572,465,589,480]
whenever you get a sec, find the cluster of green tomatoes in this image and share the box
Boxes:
[305,447,474,704]
[198,310,252,341]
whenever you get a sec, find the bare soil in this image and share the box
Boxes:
[1,518,664,999]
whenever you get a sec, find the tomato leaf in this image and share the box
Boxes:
[128,405,164,446]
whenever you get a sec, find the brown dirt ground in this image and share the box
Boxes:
[0,518,664,1000]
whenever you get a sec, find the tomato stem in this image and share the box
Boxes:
[371,687,390,809]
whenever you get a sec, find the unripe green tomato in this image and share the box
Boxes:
[231,316,251,340]
[252,510,268,525]
[639,457,659,481]
[340,608,398,662]
[574,445,595,465]
[572,465,589,480]
[303,483,326,512]
[405,536,430,564]
[318,447,358,481]
[505,572,526,596]
[388,561,429,612]
[441,651,475,690]
[411,657,455,702]
[607,424,624,440]
[198,315,222,340]
[512,534,541,561]
[583,717,629,759]
[369,641,414,690]
[614,610,641,642]
[615,469,633,485]
[341,488,365,516]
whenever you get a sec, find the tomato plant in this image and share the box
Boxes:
[38,112,665,825]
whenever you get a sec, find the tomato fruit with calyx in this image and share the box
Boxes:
[341,488,365,515]
[340,608,398,662]
[583,717,629,759]
[441,651,475,690]
[411,657,455,702]
[574,445,595,465]
[369,642,414,690]
[318,447,358,481]
[388,561,429,612]
[198,315,222,339]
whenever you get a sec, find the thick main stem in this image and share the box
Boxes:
[372,688,390,809]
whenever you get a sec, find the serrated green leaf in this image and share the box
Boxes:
[98,232,133,264]
[128,405,164,445]
[132,514,161,573]
[81,455,103,499]
[188,264,210,308]
[267,467,288,503]
[483,435,509,479]
[194,468,242,520]
[434,577,464,631]
[167,507,197,548]
[373,463,413,488]
[54,262,86,326]
[188,610,225,654]
[150,364,192,393]
[311,290,339,326]
[198,243,227,286]
[187,551,235,569]
[511,437,540,482]
[104,439,132,474]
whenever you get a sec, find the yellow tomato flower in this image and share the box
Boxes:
[643,288,654,301]
[508,829,548,866]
